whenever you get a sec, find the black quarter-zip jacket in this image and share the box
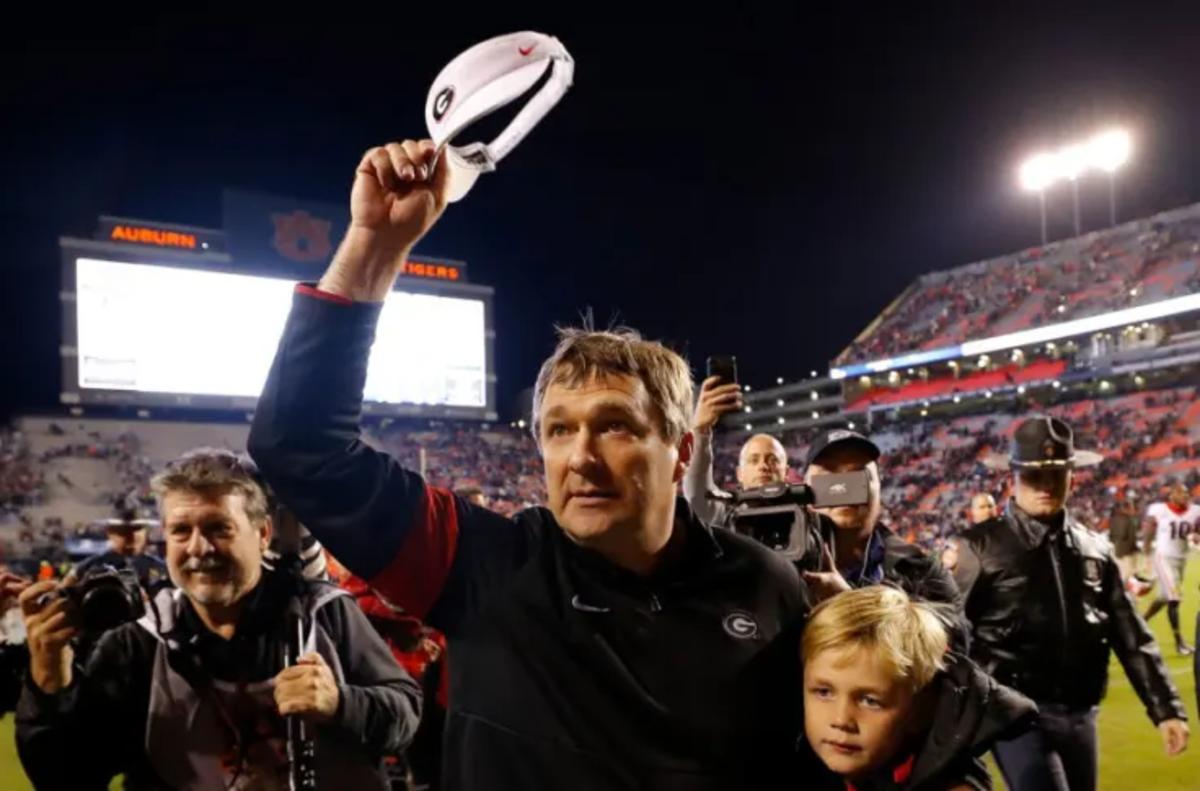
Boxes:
[249,287,813,790]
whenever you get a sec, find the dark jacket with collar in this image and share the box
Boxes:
[248,288,813,790]
[16,568,420,789]
[803,653,1037,791]
[802,520,968,652]
[954,501,1185,723]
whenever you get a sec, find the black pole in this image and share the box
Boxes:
[1039,190,1047,245]
[1109,172,1117,226]
[1072,178,1081,236]
[277,507,318,791]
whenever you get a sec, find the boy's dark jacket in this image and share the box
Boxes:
[802,653,1036,791]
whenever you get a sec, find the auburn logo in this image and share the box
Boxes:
[271,210,333,263]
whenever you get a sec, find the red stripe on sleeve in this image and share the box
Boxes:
[367,485,460,618]
[295,283,353,306]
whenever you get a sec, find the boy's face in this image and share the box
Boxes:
[804,646,917,781]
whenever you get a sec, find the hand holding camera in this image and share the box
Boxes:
[19,566,146,693]
[20,581,79,693]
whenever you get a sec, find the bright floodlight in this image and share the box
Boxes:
[1088,129,1131,172]
[1056,144,1089,180]
[1019,152,1058,191]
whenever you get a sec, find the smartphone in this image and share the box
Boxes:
[706,355,738,386]
[808,471,871,509]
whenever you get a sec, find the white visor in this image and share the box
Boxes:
[425,31,574,202]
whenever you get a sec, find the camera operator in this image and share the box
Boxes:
[16,448,420,790]
[799,430,965,640]
[683,375,790,528]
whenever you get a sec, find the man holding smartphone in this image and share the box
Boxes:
[683,357,794,530]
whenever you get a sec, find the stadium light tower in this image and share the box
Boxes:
[1018,127,1133,243]
[1056,143,1090,236]
[1088,128,1132,225]
[1019,152,1057,244]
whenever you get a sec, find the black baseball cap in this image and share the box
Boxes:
[804,428,881,470]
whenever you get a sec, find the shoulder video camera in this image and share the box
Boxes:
[708,472,872,565]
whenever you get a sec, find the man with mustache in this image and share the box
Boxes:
[16,448,420,789]
[248,139,811,789]
[955,416,1188,791]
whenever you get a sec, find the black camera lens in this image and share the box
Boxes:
[79,584,141,634]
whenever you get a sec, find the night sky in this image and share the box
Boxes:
[3,3,1199,419]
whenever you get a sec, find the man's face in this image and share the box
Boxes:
[108,526,146,555]
[969,494,997,525]
[539,373,688,558]
[1169,484,1190,509]
[1013,467,1072,518]
[806,445,882,534]
[737,434,788,489]
[804,647,918,782]
[162,489,270,610]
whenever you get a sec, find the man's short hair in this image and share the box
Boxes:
[803,586,948,691]
[150,448,270,525]
[531,327,694,445]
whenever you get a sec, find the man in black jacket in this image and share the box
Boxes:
[16,449,419,789]
[955,416,1188,791]
[248,139,810,789]
[796,431,964,636]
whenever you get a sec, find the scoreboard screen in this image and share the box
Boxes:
[70,257,491,413]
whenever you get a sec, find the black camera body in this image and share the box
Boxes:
[66,565,146,635]
[709,471,872,567]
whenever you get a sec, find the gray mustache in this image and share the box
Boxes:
[181,556,227,573]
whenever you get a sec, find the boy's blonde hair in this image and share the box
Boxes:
[802,586,949,691]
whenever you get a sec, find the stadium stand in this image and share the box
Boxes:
[7,382,1197,565]
[0,416,549,565]
[836,203,1200,366]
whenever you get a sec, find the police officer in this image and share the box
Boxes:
[955,416,1188,791]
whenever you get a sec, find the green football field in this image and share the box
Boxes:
[0,598,1195,790]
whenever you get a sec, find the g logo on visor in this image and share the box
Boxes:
[432,86,455,122]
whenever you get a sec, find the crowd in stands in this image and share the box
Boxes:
[0,428,44,516]
[837,204,1200,365]
[3,384,1199,564]
[372,421,546,515]
[37,425,158,511]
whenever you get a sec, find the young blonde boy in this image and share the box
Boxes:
[802,586,1035,791]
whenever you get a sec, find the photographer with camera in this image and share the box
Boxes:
[16,449,420,789]
[799,429,966,644]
